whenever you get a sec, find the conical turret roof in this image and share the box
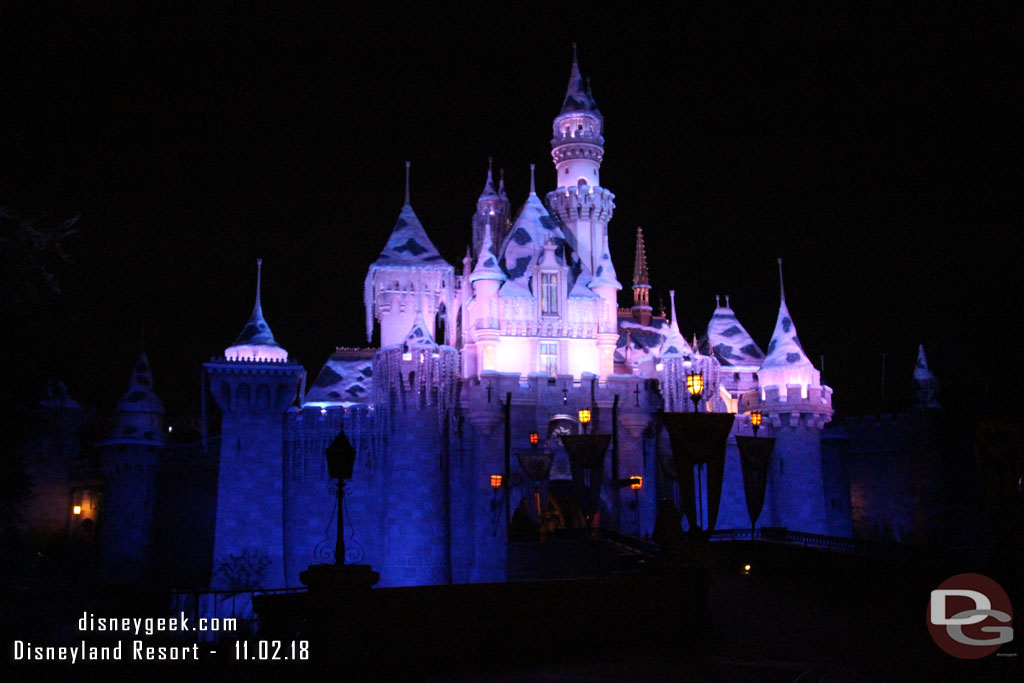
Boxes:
[402,311,438,350]
[231,259,280,348]
[706,296,765,367]
[761,262,814,371]
[478,157,499,201]
[470,219,506,283]
[589,232,621,290]
[559,44,601,116]
[661,290,693,357]
[115,350,164,415]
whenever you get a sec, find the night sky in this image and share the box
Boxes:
[3,4,1019,420]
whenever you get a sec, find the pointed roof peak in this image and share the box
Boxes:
[632,226,649,286]
[230,259,281,348]
[777,257,786,302]
[499,168,508,199]
[403,160,412,205]
[559,44,600,116]
[706,295,765,365]
[470,218,506,283]
[914,344,936,381]
[403,309,438,350]
[478,157,499,200]
[662,289,693,357]
[529,163,536,195]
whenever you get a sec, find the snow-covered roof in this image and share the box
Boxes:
[498,191,572,285]
[403,313,438,349]
[914,344,936,382]
[470,221,505,283]
[226,259,288,361]
[558,48,601,118]
[304,352,374,407]
[116,351,164,415]
[371,203,450,269]
[662,290,694,357]
[706,299,765,367]
[589,233,622,290]
[499,278,534,298]
[761,299,814,371]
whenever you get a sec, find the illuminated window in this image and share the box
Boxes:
[540,342,558,375]
[541,273,559,315]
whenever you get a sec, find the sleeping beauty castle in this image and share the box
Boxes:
[79,49,946,590]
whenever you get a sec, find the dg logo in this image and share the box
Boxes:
[927,573,1014,659]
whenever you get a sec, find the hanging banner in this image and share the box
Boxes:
[736,435,775,530]
[662,413,734,534]
[562,434,610,528]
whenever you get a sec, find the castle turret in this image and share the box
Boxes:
[99,350,164,583]
[471,158,511,260]
[469,218,505,376]
[746,259,833,534]
[365,162,455,347]
[206,260,306,588]
[546,45,615,274]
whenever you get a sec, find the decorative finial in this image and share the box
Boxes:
[499,168,506,190]
[488,156,493,173]
[669,289,678,329]
[256,258,263,307]
[529,163,536,194]
[777,257,785,302]
[715,294,720,307]
[404,160,411,205]
[572,42,577,62]
[726,294,730,308]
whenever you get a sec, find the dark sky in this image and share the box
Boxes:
[3,3,1019,419]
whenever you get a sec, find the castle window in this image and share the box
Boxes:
[541,273,559,315]
[540,342,558,375]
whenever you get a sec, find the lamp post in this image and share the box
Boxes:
[300,427,379,590]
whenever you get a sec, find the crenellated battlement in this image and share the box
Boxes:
[546,186,615,223]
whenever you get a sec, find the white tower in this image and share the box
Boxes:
[546,45,615,275]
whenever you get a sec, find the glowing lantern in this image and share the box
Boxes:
[73,505,82,515]
[529,432,539,446]
[686,371,704,410]
[750,410,762,436]
[490,475,503,489]
[629,476,643,490]
[578,409,591,425]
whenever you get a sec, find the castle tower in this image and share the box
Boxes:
[631,227,652,325]
[365,162,455,347]
[206,260,305,588]
[98,350,164,583]
[546,45,615,274]
[471,158,511,260]
[372,309,459,586]
[748,260,833,534]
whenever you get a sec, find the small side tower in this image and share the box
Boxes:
[745,260,833,534]
[471,158,511,260]
[546,44,616,274]
[206,260,305,588]
[364,162,456,347]
[98,350,164,583]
